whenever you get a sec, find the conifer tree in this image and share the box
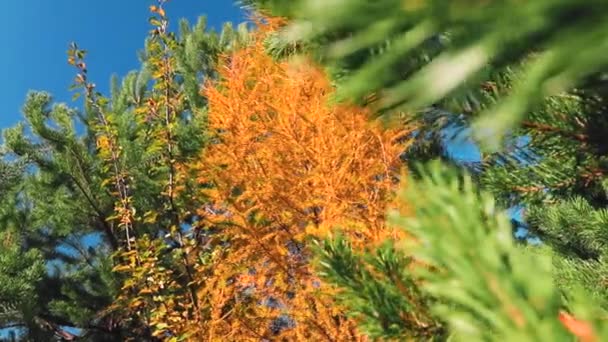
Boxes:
[0,3,250,339]
[191,18,417,340]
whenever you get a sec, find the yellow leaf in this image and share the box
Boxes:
[139,288,153,295]
[143,211,158,224]
[129,299,143,308]
[112,264,131,272]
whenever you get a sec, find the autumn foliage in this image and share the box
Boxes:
[71,3,412,339]
[190,21,412,340]
[4,0,607,340]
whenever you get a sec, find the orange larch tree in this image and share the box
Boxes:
[193,20,414,340]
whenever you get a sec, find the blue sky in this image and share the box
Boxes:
[0,0,247,131]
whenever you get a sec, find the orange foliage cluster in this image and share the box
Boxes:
[191,22,412,340]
